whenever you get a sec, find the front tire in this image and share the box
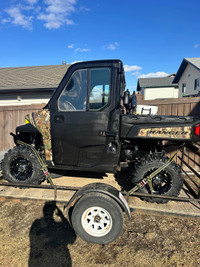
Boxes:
[71,193,123,244]
[1,146,45,184]
[131,153,183,203]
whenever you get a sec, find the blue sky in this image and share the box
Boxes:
[0,0,200,91]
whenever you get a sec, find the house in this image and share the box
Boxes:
[137,74,179,100]
[173,57,200,97]
[0,64,70,106]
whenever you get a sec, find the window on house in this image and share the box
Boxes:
[182,83,186,93]
[194,78,200,90]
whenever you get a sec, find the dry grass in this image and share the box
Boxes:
[0,199,199,267]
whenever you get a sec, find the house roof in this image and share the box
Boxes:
[0,64,70,91]
[137,75,178,91]
[173,57,200,83]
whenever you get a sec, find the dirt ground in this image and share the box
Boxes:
[0,199,199,267]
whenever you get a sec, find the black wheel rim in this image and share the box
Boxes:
[143,168,172,195]
[10,157,33,181]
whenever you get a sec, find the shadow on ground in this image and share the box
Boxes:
[29,201,76,267]
[114,169,133,191]
[49,169,107,179]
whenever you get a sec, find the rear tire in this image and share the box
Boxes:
[131,153,183,203]
[71,193,123,244]
[1,146,45,184]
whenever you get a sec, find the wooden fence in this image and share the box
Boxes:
[138,96,200,117]
[0,104,45,151]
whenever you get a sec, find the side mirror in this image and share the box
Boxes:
[123,89,130,106]
[131,91,137,111]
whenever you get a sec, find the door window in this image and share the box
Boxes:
[58,68,111,112]
[89,68,111,111]
[58,69,87,111]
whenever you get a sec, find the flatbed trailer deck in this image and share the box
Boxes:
[0,174,199,218]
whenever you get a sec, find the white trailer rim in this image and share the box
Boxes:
[81,206,113,237]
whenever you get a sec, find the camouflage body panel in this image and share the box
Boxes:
[25,109,52,161]
[138,126,191,139]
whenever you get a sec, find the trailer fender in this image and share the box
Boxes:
[66,182,131,219]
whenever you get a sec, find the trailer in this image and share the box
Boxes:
[0,146,199,244]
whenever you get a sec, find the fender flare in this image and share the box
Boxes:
[66,182,131,219]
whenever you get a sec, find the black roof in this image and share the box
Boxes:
[137,75,178,91]
[173,58,200,83]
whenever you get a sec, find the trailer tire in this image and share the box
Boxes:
[1,146,45,184]
[71,192,123,244]
[131,153,183,203]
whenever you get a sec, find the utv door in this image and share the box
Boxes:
[50,62,121,172]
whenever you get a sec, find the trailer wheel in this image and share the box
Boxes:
[71,192,123,244]
[1,146,45,184]
[131,153,183,203]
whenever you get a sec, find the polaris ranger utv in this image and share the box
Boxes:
[2,60,200,203]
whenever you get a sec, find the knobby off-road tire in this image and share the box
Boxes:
[71,192,123,244]
[1,146,45,185]
[131,153,183,203]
